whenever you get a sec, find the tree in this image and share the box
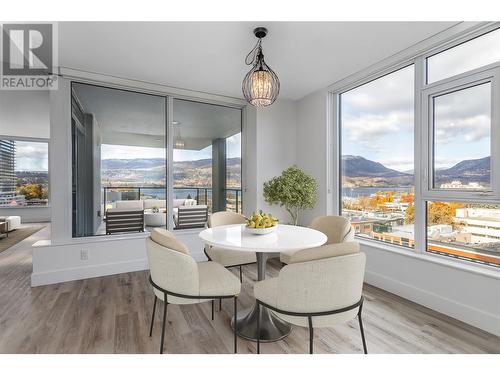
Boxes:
[427,201,454,225]
[400,193,414,203]
[263,166,317,225]
[405,203,415,224]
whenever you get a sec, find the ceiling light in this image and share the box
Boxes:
[173,120,180,125]
[242,27,280,107]
[174,139,185,149]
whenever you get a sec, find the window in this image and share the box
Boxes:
[336,26,500,268]
[71,83,244,236]
[340,65,415,249]
[431,82,491,190]
[426,201,500,267]
[172,99,242,230]
[0,139,49,207]
[427,28,500,83]
[71,83,166,237]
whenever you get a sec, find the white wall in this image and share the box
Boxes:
[254,99,298,223]
[295,87,500,336]
[0,91,50,139]
[0,91,51,222]
[295,89,331,225]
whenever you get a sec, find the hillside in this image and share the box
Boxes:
[435,156,490,185]
[101,157,241,187]
[341,155,489,188]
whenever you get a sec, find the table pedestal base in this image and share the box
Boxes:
[231,302,292,342]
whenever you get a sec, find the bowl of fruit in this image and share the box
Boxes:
[244,211,279,235]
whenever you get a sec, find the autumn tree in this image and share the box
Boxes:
[405,203,415,224]
[17,184,47,200]
[400,193,414,203]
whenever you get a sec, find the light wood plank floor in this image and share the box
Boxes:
[0,226,498,354]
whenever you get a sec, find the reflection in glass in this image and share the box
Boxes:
[172,99,242,229]
[433,83,491,190]
[71,83,166,237]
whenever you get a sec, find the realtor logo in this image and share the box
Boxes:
[1,23,58,90]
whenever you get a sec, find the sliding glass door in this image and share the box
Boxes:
[71,83,167,237]
[172,99,242,230]
[70,83,243,237]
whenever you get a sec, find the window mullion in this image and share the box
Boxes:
[492,68,500,200]
[414,57,426,254]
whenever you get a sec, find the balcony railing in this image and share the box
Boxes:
[102,186,242,214]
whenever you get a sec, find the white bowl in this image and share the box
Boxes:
[244,225,278,235]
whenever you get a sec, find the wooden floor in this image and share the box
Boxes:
[0,226,498,354]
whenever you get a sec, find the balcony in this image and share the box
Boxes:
[102,186,242,215]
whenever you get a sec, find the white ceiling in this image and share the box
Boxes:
[59,22,460,101]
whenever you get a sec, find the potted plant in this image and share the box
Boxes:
[263,166,317,226]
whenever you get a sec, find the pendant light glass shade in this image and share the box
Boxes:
[242,28,280,107]
[174,139,185,149]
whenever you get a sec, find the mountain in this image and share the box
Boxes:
[436,156,490,184]
[101,157,241,170]
[101,158,165,170]
[101,157,241,187]
[342,155,410,178]
[342,155,490,188]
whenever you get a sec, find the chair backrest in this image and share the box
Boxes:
[277,252,366,314]
[285,241,359,264]
[146,229,199,297]
[310,216,354,244]
[207,210,246,228]
[115,200,144,210]
[176,205,208,229]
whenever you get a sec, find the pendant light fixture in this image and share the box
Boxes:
[174,125,185,149]
[242,27,280,107]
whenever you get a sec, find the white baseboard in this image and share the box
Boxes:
[365,270,500,337]
[31,258,149,287]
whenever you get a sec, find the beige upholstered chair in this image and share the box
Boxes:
[205,211,257,282]
[146,228,241,353]
[254,249,367,354]
[280,215,355,264]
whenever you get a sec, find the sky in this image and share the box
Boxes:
[101,132,241,161]
[14,141,48,171]
[341,55,492,172]
[341,65,415,172]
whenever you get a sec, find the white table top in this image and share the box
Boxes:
[199,224,327,253]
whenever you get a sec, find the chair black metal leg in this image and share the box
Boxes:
[239,266,242,283]
[211,300,214,320]
[149,295,157,337]
[256,302,261,354]
[308,316,314,354]
[160,300,168,354]
[358,312,368,354]
[234,296,238,353]
[219,298,222,311]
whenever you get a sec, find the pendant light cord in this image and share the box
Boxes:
[245,39,262,66]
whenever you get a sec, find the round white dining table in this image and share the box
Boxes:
[199,224,327,342]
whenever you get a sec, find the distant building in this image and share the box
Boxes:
[440,180,484,189]
[0,140,26,207]
[455,207,500,243]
